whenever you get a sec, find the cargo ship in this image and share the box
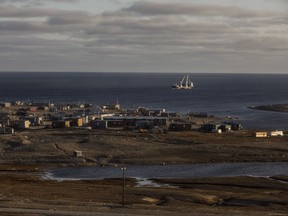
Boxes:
[171,75,194,89]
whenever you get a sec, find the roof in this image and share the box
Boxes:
[103,116,167,120]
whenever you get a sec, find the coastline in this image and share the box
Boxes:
[248,104,288,113]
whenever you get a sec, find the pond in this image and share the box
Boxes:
[44,162,288,181]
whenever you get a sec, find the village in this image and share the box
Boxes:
[0,100,285,138]
[0,100,241,133]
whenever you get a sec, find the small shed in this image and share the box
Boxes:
[73,150,82,157]
[269,131,284,137]
[255,132,268,138]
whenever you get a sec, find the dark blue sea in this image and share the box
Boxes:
[0,72,288,130]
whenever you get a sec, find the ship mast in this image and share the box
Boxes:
[180,75,185,87]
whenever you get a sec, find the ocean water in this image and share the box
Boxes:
[0,72,288,130]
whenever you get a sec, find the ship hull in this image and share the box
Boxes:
[171,86,193,90]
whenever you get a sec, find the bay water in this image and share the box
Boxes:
[45,162,288,180]
[1,72,288,129]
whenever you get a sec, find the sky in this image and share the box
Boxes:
[0,0,288,73]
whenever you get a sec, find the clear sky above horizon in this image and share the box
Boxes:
[0,0,288,73]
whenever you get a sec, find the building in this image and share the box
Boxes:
[160,112,180,118]
[70,118,83,127]
[189,112,214,118]
[223,122,242,131]
[100,114,114,119]
[90,120,108,129]
[73,150,83,157]
[169,123,192,131]
[16,109,27,116]
[200,124,221,133]
[90,119,124,130]
[38,106,49,111]
[137,107,165,116]
[18,120,31,129]
[255,132,268,138]
[101,103,120,111]
[135,121,154,130]
[79,104,85,109]
[91,116,167,130]
[218,124,232,132]
[0,102,12,108]
[0,127,14,134]
[23,116,43,126]
[103,116,168,129]
[52,120,70,128]
[200,122,240,133]
[82,116,89,124]
[107,120,124,129]
[0,118,10,127]
[269,131,284,137]
[29,107,38,112]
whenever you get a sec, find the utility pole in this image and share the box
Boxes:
[121,167,126,207]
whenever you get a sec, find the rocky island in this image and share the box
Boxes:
[249,104,288,113]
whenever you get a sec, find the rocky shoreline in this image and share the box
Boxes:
[248,104,288,113]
